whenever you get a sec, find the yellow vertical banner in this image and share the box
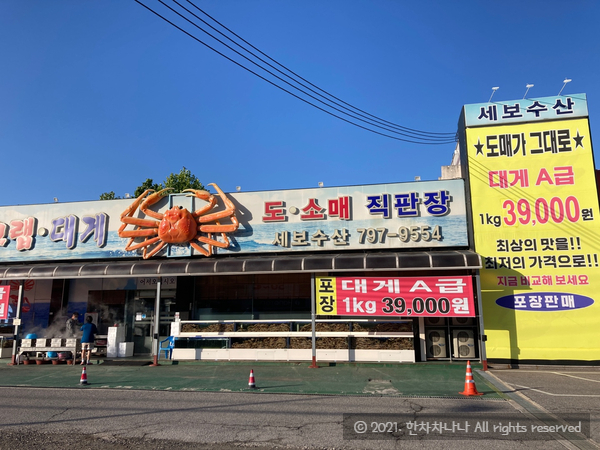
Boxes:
[316,277,337,315]
[466,116,600,361]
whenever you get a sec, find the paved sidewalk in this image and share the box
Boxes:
[0,359,503,399]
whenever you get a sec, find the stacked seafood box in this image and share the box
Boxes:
[107,326,125,357]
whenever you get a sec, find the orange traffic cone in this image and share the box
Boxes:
[80,366,88,385]
[248,369,257,389]
[459,361,482,396]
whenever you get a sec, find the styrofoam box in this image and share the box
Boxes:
[65,338,77,347]
[118,342,134,357]
[35,339,48,347]
[107,345,118,358]
[51,338,63,347]
[108,326,126,337]
[107,327,126,343]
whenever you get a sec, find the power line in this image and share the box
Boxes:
[158,0,452,142]
[182,0,455,139]
[134,0,457,144]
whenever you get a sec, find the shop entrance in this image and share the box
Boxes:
[130,289,176,355]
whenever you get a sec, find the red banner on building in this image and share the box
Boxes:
[0,285,10,320]
[316,276,475,317]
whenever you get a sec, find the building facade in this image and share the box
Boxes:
[0,179,481,363]
[3,94,597,365]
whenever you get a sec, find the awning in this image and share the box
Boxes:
[0,250,481,280]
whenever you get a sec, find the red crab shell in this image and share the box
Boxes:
[158,207,197,244]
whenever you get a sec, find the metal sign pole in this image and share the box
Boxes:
[9,282,24,366]
[475,275,488,370]
[150,279,161,366]
[309,273,318,368]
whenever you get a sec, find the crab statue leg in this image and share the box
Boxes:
[118,190,164,258]
[190,241,211,257]
[140,188,173,220]
[195,221,231,248]
[197,183,239,224]
[122,235,163,259]
[196,235,229,249]
[124,235,167,260]
[143,240,168,259]
[199,216,239,233]
[184,189,217,218]
[118,189,155,236]
[119,226,159,238]
[120,189,153,220]
[124,235,160,251]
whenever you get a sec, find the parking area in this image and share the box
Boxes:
[487,366,600,447]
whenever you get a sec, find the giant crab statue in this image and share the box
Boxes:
[118,183,238,259]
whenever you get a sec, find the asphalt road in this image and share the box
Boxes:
[0,385,586,450]
[488,366,600,447]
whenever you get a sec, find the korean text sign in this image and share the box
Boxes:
[0,180,468,262]
[0,285,10,320]
[462,94,588,127]
[239,179,468,255]
[463,94,600,361]
[316,276,475,317]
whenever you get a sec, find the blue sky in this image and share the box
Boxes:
[1,1,599,206]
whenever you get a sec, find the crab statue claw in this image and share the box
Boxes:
[117,183,239,259]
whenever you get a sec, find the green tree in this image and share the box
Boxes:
[133,178,163,198]
[99,191,121,200]
[102,168,205,200]
[163,167,205,193]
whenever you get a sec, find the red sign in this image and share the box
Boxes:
[316,276,475,317]
[0,285,10,320]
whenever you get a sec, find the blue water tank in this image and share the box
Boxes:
[47,351,58,358]
[25,333,37,339]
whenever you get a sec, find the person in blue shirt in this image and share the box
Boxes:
[80,316,98,365]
